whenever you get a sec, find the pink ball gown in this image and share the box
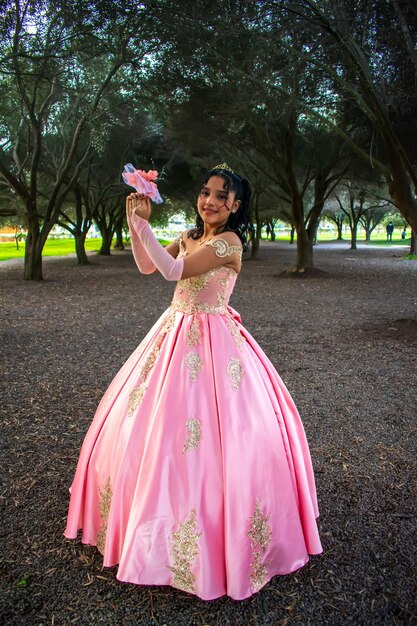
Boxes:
[65,237,322,601]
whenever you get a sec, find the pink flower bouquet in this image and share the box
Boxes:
[122,163,163,204]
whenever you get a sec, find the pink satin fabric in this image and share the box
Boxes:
[65,243,322,600]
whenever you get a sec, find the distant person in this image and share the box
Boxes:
[386,222,394,242]
[401,227,407,240]
[266,223,271,240]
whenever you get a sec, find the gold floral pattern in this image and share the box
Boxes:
[176,271,213,299]
[97,477,112,553]
[171,261,237,314]
[140,344,161,381]
[185,352,203,381]
[186,317,201,346]
[168,510,202,592]
[127,310,176,416]
[227,357,244,390]
[183,419,203,453]
[247,500,272,592]
[128,382,147,416]
[216,273,233,308]
[171,298,228,315]
[160,310,176,334]
[205,238,243,259]
[144,310,175,380]
[177,236,187,258]
[225,312,245,350]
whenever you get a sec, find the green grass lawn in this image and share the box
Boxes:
[268,232,410,246]
[0,238,103,261]
[0,237,171,261]
[0,231,411,262]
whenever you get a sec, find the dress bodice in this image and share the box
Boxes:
[170,238,239,314]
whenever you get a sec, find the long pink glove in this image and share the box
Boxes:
[128,213,184,281]
[127,213,156,274]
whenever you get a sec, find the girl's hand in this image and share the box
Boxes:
[126,193,152,221]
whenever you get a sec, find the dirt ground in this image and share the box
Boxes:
[1,242,416,626]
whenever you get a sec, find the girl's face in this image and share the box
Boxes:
[197,176,240,227]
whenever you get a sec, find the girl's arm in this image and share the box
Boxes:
[132,215,241,281]
[127,212,180,275]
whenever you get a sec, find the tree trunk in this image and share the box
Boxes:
[250,193,261,259]
[74,231,89,265]
[295,229,313,270]
[290,225,295,244]
[336,222,343,240]
[410,229,416,255]
[24,231,44,280]
[98,234,112,255]
[307,221,319,245]
[306,175,327,245]
[292,193,314,270]
[113,223,124,250]
[350,223,357,250]
[386,141,417,233]
[365,226,371,241]
[251,230,259,258]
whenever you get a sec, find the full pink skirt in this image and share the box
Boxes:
[65,306,322,600]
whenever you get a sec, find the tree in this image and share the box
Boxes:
[57,184,93,265]
[322,207,346,241]
[359,206,388,242]
[283,0,417,233]
[0,0,154,279]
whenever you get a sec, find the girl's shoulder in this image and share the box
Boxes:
[205,232,243,258]
[212,231,242,246]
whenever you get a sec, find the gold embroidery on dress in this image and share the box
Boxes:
[171,299,228,315]
[205,238,243,259]
[247,500,272,592]
[160,309,176,334]
[185,352,203,381]
[216,272,231,308]
[145,310,175,372]
[140,344,161,380]
[218,273,231,289]
[128,382,147,415]
[227,357,244,390]
[186,317,201,346]
[177,271,212,298]
[183,418,203,453]
[97,477,112,553]
[225,312,245,350]
[127,310,176,415]
[177,236,187,258]
[171,267,236,314]
[168,510,202,592]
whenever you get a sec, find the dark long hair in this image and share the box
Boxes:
[187,167,252,250]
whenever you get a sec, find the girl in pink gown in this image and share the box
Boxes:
[65,165,322,601]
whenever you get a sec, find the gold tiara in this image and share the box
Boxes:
[212,162,234,173]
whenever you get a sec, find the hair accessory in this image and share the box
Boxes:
[212,163,234,174]
[122,163,163,204]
